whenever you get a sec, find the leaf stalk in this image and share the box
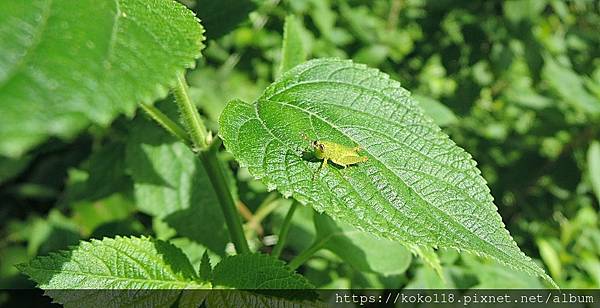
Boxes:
[271,201,298,259]
[172,73,209,151]
[139,102,192,147]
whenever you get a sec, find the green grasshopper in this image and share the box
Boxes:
[301,134,368,179]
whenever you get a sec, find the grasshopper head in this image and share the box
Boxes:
[312,140,325,150]
[311,140,326,158]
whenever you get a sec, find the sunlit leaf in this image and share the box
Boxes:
[18,236,208,306]
[219,58,556,287]
[0,0,204,157]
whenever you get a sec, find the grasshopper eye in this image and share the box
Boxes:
[319,143,325,151]
[312,141,318,147]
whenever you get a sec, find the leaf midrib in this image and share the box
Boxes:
[27,266,198,289]
[268,79,478,184]
[296,100,484,200]
[264,72,516,251]
[248,101,432,247]
[254,98,536,274]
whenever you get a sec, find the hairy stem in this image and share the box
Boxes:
[200,142,250,254]
[171,74,250,254]
[172,73,209,151]
[139,102,192,146]
[271,201,298,259]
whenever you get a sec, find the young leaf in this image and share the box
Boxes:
[0,0,204,157]
[313,213,412,276]
[212,254,314,289]
[17,236,208,307]
[126,105,228,254]
[219,58,556,287]
[587,141,600,204]
[199,250,213,281]
[279,15,307,78]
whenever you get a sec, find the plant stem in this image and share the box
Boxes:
[139,102,192,146]
[271,201,298,259]
[171,73,250,254]
[200,140,250,254]
[288,238,325,270]
[172,73,208,151]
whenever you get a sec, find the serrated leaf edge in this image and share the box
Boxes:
[219,58,557,288]
[17,235,206,290]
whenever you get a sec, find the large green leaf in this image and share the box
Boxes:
[126,105,228,254]
[219,58,556,286]
[0,0,204,157]
[17,236,208,307]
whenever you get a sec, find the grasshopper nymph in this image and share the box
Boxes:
[302,134,368,178]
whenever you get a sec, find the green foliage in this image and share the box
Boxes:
[199,250,213,281]
[588,141,600,203]
[212,253,314,289]
[412,95,458,127]
[279,15,307,77]
[2,0,600,301]
[219,58,554,285]
[18,236,208,306]
[125,104,228,254]
[313,213,412,276]
[0,0,204,157]
[542,57,600,115]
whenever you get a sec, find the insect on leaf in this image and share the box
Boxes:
[219,58,556,287]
